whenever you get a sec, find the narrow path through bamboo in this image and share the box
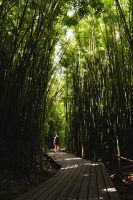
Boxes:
[16,151,120,200]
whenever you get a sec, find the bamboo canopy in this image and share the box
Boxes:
[0,0,133,176]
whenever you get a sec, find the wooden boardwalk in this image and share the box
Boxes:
[16,152,120,200]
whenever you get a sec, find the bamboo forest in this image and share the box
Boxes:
[0,0,133,199]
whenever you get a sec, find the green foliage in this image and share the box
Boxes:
[0,0,74,174]
[44,75,66,148]
[0,0,133,175]
[64,16,79,26]
[60,0,133,163]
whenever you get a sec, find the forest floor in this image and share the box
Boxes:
[107,163,133,200]
[0,153,133,200]
[0,153,61,200]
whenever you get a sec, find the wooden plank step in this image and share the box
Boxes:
[96,163,109,199]
[87,162,98,200]
[50,167,81,199]
[16,160,75,200]
[68,161,89,200]
[39,164,80,200]
[16,152,120,200]
[35,160,77,200]
[100,163,120,200]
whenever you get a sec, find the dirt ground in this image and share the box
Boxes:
[113,174,133,200]
[108,167,133,200]
[0,154,60,200]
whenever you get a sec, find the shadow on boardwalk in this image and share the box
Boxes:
[16,151,120,200]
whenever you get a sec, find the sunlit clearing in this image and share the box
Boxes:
[67,7,75,17]
[66,29,74,40]
[54,55,60,66]
[61,164,78,170]
[54,42,61,66]
[65,158,82,161]
[67,10,74,17]
[101,187,117,192]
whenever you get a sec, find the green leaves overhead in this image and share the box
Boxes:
[64,16,79,26]
[0,0,75,174]
[0,0,133,178]
[61,0,133,161]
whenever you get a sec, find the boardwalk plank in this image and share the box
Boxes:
[76,161,91,200]
[57,163,83,200]
[66,162,86,200]
[100,163,120,200]
[16,152,120,200]
[37,161,76,200]
[96,163,109,200]
[88,162,98,200]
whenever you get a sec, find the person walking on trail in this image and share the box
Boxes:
[53,134,60,153]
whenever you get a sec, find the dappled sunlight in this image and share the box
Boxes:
[107,187,117,192]
[91,163,99,166]
[51,157,82,163]
[101,187,117,193]
[61,164,79,170]
[81,173,95,177]
[83,162,92,166]
[65,157,82,161]
[87,198,103,200]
